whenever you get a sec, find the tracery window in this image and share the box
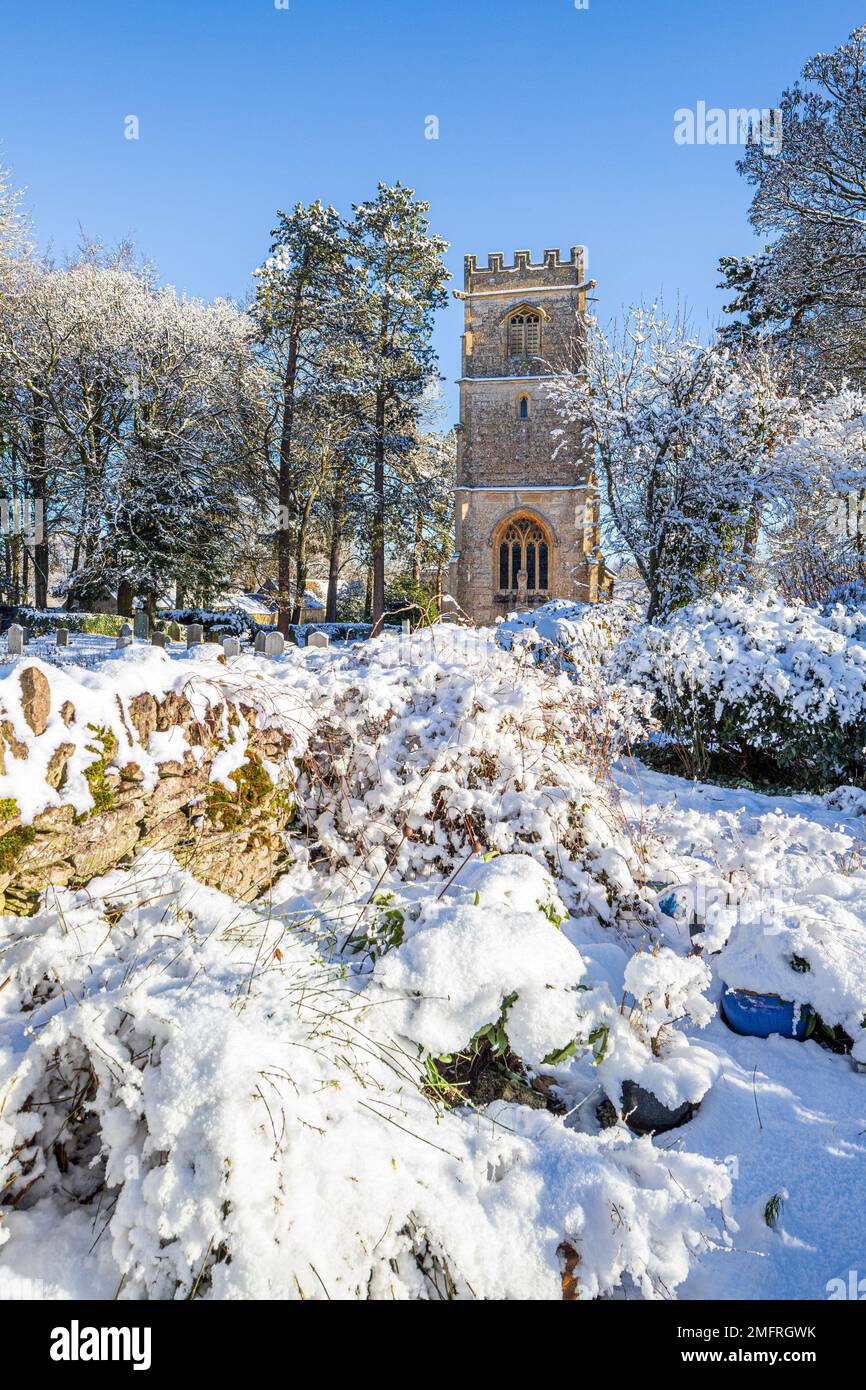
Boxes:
[508,311,541,357]
[497,517,550,592]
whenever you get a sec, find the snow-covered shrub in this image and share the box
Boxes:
[496,598,635,676]
[0,853,731,1301]
[157,607,252,638]
[298,625,654,929]
[12,608,126,638]
[615,590,866,788]
[593,947,719,1119]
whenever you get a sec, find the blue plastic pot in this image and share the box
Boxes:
[721,987,815,1041]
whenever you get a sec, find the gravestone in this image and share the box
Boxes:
[116,622,133,649]
[307,630,330,650]
[151,631,168,650]
[264,632,284,658]
[6,623,23,656]
[401,620,410,636]
[222,636,241,658]
[134,611,150,640]
[186,623,204,648]
[56,627,70,647]
[167,622,181,641]
[254,631,267,653]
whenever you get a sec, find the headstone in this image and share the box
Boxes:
[186,623,204,648]
[254,631,267,653]
[134,610,150,640]
[401,620,410,636]
[307,630,330,650]
[167,622,181,642]
[56,627,70,647]
[116,622,133,649]
[264,631,284,658]
[22,626,30,644]
[222,636,241,658]
[151,631,168,650]
[6,623,24,656]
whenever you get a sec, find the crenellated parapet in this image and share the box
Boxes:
[463,246,587,288]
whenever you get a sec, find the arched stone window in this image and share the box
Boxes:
[508,311,541,357]
[496,515,551,593]
[518,394,529,419]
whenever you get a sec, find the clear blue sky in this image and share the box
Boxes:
[1,0,861,419]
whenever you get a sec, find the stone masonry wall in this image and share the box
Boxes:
[0,663,297,915]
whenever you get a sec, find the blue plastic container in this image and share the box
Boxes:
[721,987,815,1041]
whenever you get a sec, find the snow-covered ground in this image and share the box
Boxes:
[615,765,866,1300]
[0,618,863,1300]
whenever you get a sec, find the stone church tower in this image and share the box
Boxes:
[450,246,611,625]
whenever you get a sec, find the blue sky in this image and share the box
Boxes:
[1,0,861,419]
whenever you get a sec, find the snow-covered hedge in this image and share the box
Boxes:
[615,591,866,788]
[158,607,252,638]
[496,598,634,676]
[11,608,126,638]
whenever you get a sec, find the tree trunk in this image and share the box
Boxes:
[412,507,423,585]
[372,389,386,629]
[29,398,49,609]
[276,285,304,636]
[742,492,763,573]
[117,579,134,617]
[364,564,373,622]
[291,492,315,625]
[326,479,344,623]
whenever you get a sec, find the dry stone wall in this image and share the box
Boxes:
[0,662,298,914]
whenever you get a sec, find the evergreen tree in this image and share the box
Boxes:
[349,184,449,625]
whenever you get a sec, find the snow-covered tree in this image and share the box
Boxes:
[720,25,866,379]
[349,184,449,626]
[769,383,866,600]
[252,202,358,631]
[553,308,799,618]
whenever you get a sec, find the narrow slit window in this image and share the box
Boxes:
[511,542,522,588]
[499,543,509,591]
[519,395,529,419]
[538,542,549,590]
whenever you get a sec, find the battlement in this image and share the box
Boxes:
[464,246,586,287]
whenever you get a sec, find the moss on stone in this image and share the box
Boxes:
[78,724,118,819]
[0,823,36,875]
[0,796,20,821]
[205,753,289,831]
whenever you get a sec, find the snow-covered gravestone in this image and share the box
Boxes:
[6,623,23,656]
[151,631,168,650]
[186,623,204,648]
[134,611,150,640]
[116,622,133,649]
[401,620,410,636]
[254,631,267,654]
[306,630,330,650]
[264,631,284,658]
[222,636,240,658]
[56,627,70,647]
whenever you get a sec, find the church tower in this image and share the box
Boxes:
[450,246,611,625]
